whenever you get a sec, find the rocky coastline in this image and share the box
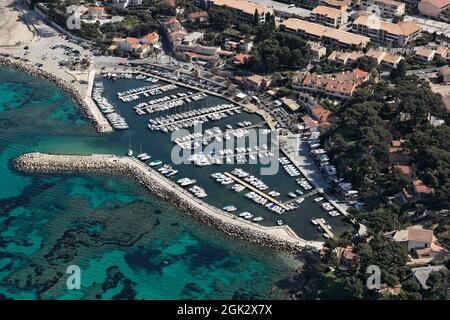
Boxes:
[0,55,112,133]
[12,152,323,254]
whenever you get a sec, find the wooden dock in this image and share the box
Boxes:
[223,172,289,210]
[316,219,335,239]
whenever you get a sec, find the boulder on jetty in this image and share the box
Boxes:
[12,152,323,253]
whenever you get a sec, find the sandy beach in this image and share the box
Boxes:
[0,0,34,47]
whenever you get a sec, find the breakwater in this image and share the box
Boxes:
[0,55,112,133]
[12,152,324,253]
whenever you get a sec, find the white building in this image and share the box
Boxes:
[112,0,142,9]
[360,0,406,18]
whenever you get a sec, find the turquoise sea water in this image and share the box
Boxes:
[0,67,302,299]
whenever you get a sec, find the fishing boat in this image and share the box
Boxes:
[223,205,237,212]
[149,160,162,167]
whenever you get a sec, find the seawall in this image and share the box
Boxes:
[12,152,324,253]
[0,55,113,133]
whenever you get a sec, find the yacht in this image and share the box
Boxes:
[223,205,237,212]
[314,197,324,203]
[149,160,162,167]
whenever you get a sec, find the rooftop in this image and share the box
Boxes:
[213,0,270,15]
[419,0,450,9]
[415,47,435,57]
[311,5,343,19]
[353,16,421,36]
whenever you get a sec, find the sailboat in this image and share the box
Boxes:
[137,142,146,159]
[127,140,133,157]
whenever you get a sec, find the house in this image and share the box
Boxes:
[310,5,348,28]
[366,48,387,64]
[108,35,157,58]
[187,11,208,23]
[238,39,253,53]
[194,0,273,23]
[308,41,327,61]
[327,50,365,64]
[434,46,449,59]
[282,18,370,49]
[81,5,106,21]
[140,32,159,46]
[414,47,436,62]
[360,0,406,18]
[244,74,272,91]
[112,0,142,9]
[394,226,449,263]
[335,246,359,268]
[280,97,300,111]
[181,32,204,45]
[388,144,411,166]
[418,0,450,19]
[301,115,319,132]
[310,105,335,126]
[319,0,351,11]
[381,52,404,68]
[412,179,435,199]
[352,15,421,47]
[231,53,250,65]
[391,164,415,181]
[394,226,434,253]
[439,65,450,83]
[163,18,187,47]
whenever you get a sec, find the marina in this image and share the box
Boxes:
[93,73,351,241]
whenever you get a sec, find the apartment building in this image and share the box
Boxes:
[310,5,348,28]
[418,0,450,19]
[291,68,369,99]
[319,0,352,11]
[360,0,406,18]
[282,18,370,48]
[194,0,272,23]
[352,15,421,47]
[328,48,404,68]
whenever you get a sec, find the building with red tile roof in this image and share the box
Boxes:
[291,68,369,99]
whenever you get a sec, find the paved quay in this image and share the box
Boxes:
[13,152,324,252]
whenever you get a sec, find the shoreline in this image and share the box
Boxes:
[0,55,113,133]
[12,152,324,253]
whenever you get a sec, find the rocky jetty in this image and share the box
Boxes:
[13,152,323,253]
[0,55,112,133]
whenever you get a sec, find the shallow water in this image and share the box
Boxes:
[0,66,303,300]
